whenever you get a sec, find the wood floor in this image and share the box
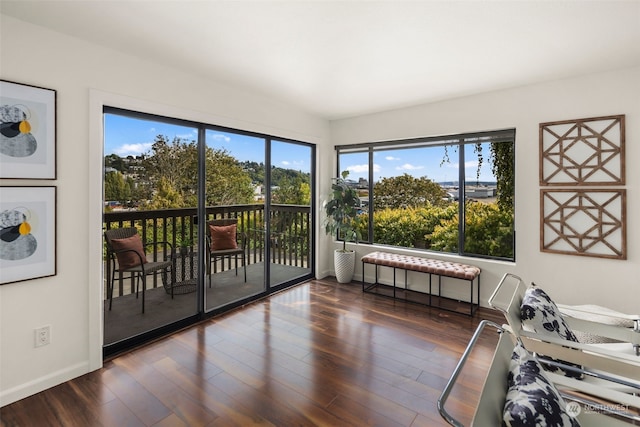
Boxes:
[1,278,505,427]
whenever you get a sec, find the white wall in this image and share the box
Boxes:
[330,66,640,314]
[0,14,330,406]
[2,10,638,408]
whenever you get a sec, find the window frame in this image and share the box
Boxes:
[336,128,516,262]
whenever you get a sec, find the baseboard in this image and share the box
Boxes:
[0,361,90,407]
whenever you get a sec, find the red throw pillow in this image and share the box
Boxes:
[209,224,238,251]
[110,234,148,269]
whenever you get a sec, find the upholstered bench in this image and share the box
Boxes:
[361,251,481,316]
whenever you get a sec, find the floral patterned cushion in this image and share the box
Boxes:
[503,343,581,427]
[521,286,584,379]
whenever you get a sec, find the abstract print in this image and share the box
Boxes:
[0,103,37,158]
[0,206,37,260]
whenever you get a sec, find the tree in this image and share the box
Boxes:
[104,170,131,204]
[104,153,127,172]
[107,136,258,210]
[146,176,185,209]
[373,174,447,210]
[272,175,310,205]
[204,147,254,206]
[140,135,198,207]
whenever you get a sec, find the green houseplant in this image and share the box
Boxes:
[324,170,362,283]
[178,237,193,255]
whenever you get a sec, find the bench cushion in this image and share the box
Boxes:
[361,251,480,280]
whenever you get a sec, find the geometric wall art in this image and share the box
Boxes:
[540,189,626,260]
[0,186,57,284]
[0,80,57,179]
[540,115,625,186]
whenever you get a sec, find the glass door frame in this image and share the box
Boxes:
[102,107,316,357]
[200,128,316,316]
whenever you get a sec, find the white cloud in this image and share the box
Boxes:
[209,133,231,143]
[385,156,400,161]
[347,164,380,173]
[465,160,479,169]
[281,160,290,166]
[396,163,424,171]
[115,143,153,156]
[177,132,196,140]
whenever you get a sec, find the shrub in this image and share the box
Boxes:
[429,202,513,258]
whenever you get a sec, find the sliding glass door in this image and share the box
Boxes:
[103,108,315,354]
[269,140,313,288]
[204,130,267,311]
[103,111,200,350]
[204,133,315,310]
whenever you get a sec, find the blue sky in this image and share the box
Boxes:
[104,114,311,173]
[339,144,496,184]
[104,114,492,182]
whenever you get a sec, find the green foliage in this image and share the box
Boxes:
[272,175,311,205]
[142,135,198,202]
[356,201,513,258]
[363,205,457,248]
[109,135,255,209]
[490,141,515,212]
[324,171,362,251]
[373,173,447,210]
[146,176,185,210]
[429,202,514,258]
[104,170,131,204]
[205,148,254,206]
[104,135,311,211]
[104,153,128,172]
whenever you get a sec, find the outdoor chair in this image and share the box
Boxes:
[104,227,172,313]
[206,219,247,283]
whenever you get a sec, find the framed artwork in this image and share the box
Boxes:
[0,186,57,284]
[540,189,626,260]
[539,115,625,186]
[0,80,56,179]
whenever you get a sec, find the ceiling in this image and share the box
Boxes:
[2,1,640,120]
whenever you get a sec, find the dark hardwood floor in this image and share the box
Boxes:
[1,278,505,427]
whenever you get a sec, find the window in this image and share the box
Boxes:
[336,129,515,261]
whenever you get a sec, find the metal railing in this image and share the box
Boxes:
[104,204,311,298]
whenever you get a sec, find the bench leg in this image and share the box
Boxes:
[470,279,473,316]
[393,268,396,298]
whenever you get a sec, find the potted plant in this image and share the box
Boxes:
[178,237,193,256]
[324,170,362,283]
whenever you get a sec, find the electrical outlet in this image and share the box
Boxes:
[35,326,51,347]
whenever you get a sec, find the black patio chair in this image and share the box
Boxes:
[206,219,247,283]
[104,227,172,313]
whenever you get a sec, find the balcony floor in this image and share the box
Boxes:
[104,262,310,345]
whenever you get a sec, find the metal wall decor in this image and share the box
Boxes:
[540,189,626,259]
[540,115,625,186]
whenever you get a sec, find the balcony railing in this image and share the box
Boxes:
[104,204,311,298]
